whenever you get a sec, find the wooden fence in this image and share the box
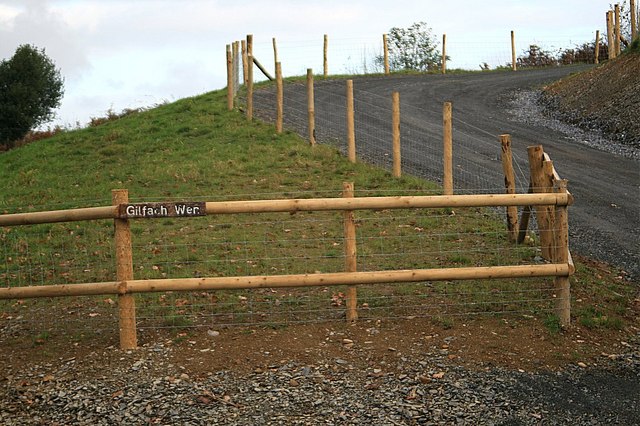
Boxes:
[0,165,573,349]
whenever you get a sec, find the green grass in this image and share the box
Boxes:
[576,306,624,330]
[544,314,562,335]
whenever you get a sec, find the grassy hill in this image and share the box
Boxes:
[0,90,433,213]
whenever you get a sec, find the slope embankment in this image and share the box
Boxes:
[541,46,640,146]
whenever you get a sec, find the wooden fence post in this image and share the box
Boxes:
[343,182,358,322]
[632,0,638,41]
[607,11,615,59]
[272,37,278,70]
[307,68,316,146]
[232,41,240,95]
[511,30,517,71]
[383,34,390,75]
[527,145,553,260]
[226,44,233,111]
[517,183,533,244]
[247,34,253,57]
[323,34,329,77]
[500,134,518,242]
[247,54,254,121]
[346,80,356,163]
[442,33,447,74]
[443,102,453,195]
[553,179,571,327]
[615,3,621,56]
[392,92,401,177]
[241,40,248,85]
[112,189,137,350]
[276,62,283,134]
[543,160,556,257]
[594,30,600,64]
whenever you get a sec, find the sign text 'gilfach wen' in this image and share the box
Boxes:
[118,202,206,219]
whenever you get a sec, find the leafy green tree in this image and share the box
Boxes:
[0,44,64,148]
[382,22,445,72]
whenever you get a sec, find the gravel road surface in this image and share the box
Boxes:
[2,332,638,425]
[254,67,639,279]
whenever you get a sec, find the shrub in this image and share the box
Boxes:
[0,44,64,149]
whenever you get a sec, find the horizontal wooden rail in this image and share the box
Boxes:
[0,193,571,227]
[252,56,274,81]
[0,206,116,227]
[205,193,571,215]
[0,264,571,300]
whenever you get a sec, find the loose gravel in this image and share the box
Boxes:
[2,336,638,425]
[509,90,639,161]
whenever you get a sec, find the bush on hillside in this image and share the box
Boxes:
[0,44,64,149]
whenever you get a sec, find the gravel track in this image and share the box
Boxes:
[2,337,638,425]
[254,67,639,279]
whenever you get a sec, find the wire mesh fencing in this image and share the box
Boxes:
[246,32,601,84]
[253,76,534,195]
[1,187,561,342]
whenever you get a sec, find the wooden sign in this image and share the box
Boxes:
[118,202,206,219]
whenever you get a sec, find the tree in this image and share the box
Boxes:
[0,44,64,148]
[516,45,558,68]
[381,22,445,72]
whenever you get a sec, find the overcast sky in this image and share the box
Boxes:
[0,0,629,128]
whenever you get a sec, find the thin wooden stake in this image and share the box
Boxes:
[323,34,328,77]
[553,179,571,327]
[392,92,401,177]
[307,68,315,146]
[112,189,137,350]
[226,44,233,111]
[542,160,557,257]
[252,56,274,81]
[232,41,240,95]
[276,62,283,134]
[247,54,254,121]
[343,182,358,322]
[594,30,600,64]
[632,0,638,41]
[346,80,356,163]
[511,30,517,71]
[272,37,278,68]
[517,182,533,244]
[500,134,518,242]
[607,11,615,59]
[442,34,447,74]
[383,33,390,75]
[241,40,248,85]
[615,4,621,56]
[443,102,453,195]
[247,34,253,57]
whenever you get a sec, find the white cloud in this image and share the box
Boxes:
[0,0,90,77]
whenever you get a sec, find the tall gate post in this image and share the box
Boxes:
[112,189,137,349]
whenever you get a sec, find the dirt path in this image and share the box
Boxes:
[255,67,639,279]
